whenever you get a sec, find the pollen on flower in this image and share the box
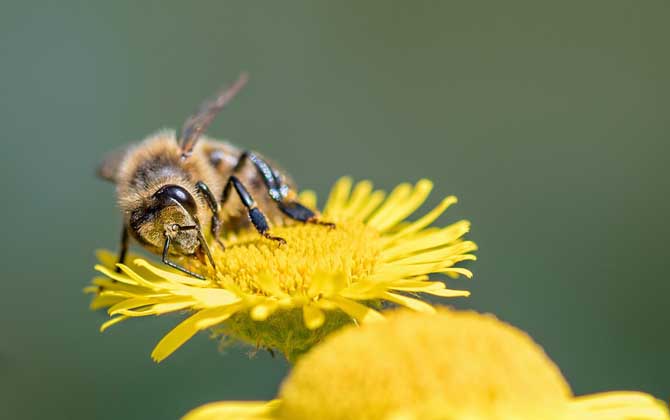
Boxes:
[87,177,478,362]
[194,221,381,296]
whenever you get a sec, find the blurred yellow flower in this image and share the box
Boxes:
[183,309,669,420]
[86,178,476,362]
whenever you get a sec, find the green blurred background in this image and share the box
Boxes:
[1,1,668,419]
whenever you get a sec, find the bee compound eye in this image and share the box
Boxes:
[153,185,198,215]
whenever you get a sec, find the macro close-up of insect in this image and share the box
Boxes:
[2,3,668,419]
[98,74,332,279]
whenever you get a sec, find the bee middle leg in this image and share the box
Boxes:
[233,151,334,227]
[221,175,286,244]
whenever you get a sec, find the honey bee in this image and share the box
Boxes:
[99,74,332,279]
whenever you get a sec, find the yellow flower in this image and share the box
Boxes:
[183,309,669,420]
[86,178,477,362]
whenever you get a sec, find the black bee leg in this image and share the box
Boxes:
[233,151,284,200]
[195,181,224,248]
[161,228,206,280]
[277,201,336,228]
[115,225,130,273]
[234,151,334,227]
[221,175,286,244]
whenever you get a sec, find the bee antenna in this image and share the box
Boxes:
[179,72,249,160]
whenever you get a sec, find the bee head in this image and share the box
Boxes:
[129,184,202,255]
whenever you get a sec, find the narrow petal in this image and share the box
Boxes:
[388,196,458,241]
[178,287,241,308]
[352,190,386,221]
[369,179,433,232]
[100,315,129,332]
[182,400,280,420]
[89,294,125,310]
[250,300,279,321]
[108,297,161,315]
[381,292,436,313]
[386,280,470,297]
[308,271,346,298]
[253,273,290,298]
[94,264,139,286]
[341,180,373,218]
[328,296,385,324]
[303,305,326,330]
[366,183,412,230]
[151,304,242,362]
[323,177,353,217]
[381,230,475,260]
[436,267,474,279]
[570,391,669,420]
[134,259,210,286]
[297,190,317,210]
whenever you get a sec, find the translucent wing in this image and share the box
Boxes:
[178,73,248,159]
[97,144,134,183]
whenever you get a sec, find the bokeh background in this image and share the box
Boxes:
[1,1,668,419]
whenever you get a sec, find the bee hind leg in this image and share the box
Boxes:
[234,151,334,227]
[277,200,335,228]
[221,175,286,245]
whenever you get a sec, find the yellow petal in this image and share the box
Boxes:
[323,176,352,217]
[570,391,670,420]
[366,183,412,230]
[94,264,139,286]
[250,300,279,321]
[381,292,436,313]
[100,315,129,332]
[328,296,385,324]
[423,288,470,298]
[388,196,458,241]
[182,400,280,420]
[370,179,433,232]
[134,259,210,286]
[341,180,373,218]
[308,271,346,298]
[352,190,386,222]
[302,305,326,330]
[151,304,242,362]
[297,190,317,210]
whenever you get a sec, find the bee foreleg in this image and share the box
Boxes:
[115,225,130,273]
[161,230,206,280]
[221,176,286,245]
[195,181,224,248]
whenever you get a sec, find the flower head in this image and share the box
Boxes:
[184,309,669,420]
[86,178,477,361]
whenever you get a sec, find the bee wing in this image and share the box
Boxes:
[179,73,248,159]
[98,145,133,182]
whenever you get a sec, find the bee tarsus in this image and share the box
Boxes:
[222,175,287,245]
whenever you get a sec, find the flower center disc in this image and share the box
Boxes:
[191,222,381,294]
